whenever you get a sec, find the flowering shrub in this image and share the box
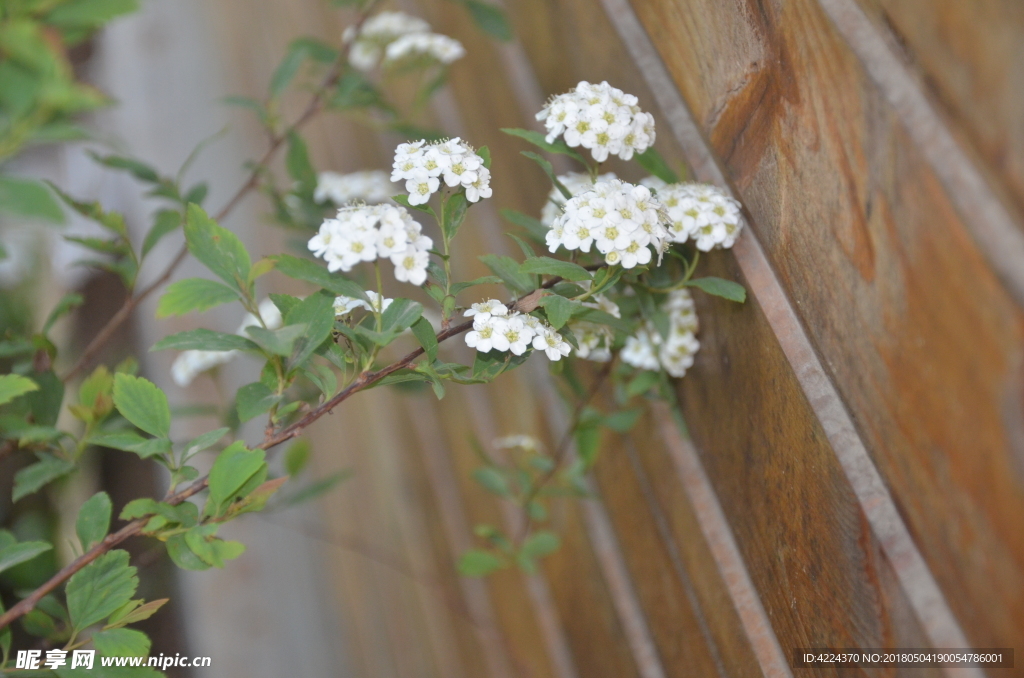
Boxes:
[0,0,749,666]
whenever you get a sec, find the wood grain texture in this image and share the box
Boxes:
[851,0,1024,222]
[626,0,1024,662]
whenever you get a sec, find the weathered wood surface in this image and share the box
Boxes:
[96,0,1024,675]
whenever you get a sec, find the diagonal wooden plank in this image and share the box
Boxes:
[816,0,1024,307]
[599,1,984,675]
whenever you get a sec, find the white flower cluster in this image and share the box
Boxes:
[333,290,393,317]
[621,289,700,377]
[308,203,433,286]
[537,81,655,162]
[540,171,618,227]
[314,170,397,206]
[641,178,743,251]
[171,299,283,387]
[392,138,492,206]
[547,179,669,268]
[344,11,464,71]
[464,299,572,361]
[568,294,621,362]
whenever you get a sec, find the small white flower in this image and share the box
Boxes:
[384,32,465,65]
[465,315,506,353]
[531,325,572,361]
[495,314,535,355]
[405,174,440,205]
[494,435,539,451]
[365,290,394,313]
[334,295,370,317]
[464,299,509,322]
[622,329,660,371]
[391,246,429,286]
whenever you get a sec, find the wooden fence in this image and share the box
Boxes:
[93,0,1024,675]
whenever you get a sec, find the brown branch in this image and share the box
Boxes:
[0,268,590,631]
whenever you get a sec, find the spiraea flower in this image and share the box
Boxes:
[308,204,432,287]
[464,299,508,322]
[464,303,571,361]
[531,325,572,361]
[392,138,491,206]
[646,180,743,251]
[548,179,669,269]
[536,81,656,162]
[343,12,464,71]
[621,289,700,377]
[333,290,393,317]
[540,171,618,227]
[385,32,465,65]
[314,170,398,205]
[171,298,282,387]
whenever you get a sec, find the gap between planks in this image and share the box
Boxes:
[598,2,984,678]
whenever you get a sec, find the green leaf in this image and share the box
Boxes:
[0,541,52,575]
[603,409,641,433]
[519,256,592,282]
[106,598,167,628]
[634,147,679,185]
[285,131,316,196]
[182,427,229,460]
[86,152,159,183]
[391,193,435,215]
[236,382,279,422]
[91,628,150,658]
[380,298,423,335]
[283,290,336,371]
[165,533,211,571]
[478,145,491,169]
[24,371,65,427]
[113,373,170,438]
[464,0,512,40]
[280,469,351,507]
[13,454,75,502]
[156,278,239,318]
[625,370,660,397]
[479,254,535,294]
[537,295,575,330]
[521,530,560,559]
[43,293,84,334]
[151,328,258,352]
[270,38,337,99]
[183,204,251,293]
[500,208,548,241]
[207,442,266,508]
[46,0,139,29]
[441,192,468,243]
[458,549,504,577]
[76,491,112,550]
[472,467,509,496]
[271,254,369,300]
[521,151,571,199]
[575,425,601,467]
[0,175,65,223]
[142,209,182,257]
[410,317,438,362]
[449,275,503,296]
[246,324,306,357]
[66,550,138,631]
[284,439,311,476]
[47,184,129,236]
[0,374,39,406]
[502,128,583,164]
[685,276,746,303]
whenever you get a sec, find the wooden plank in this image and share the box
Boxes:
[849,0,1024,223]
[619,0,1024,656]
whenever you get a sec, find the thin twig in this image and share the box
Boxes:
[60,35,356,384]
[516,356,617,543]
